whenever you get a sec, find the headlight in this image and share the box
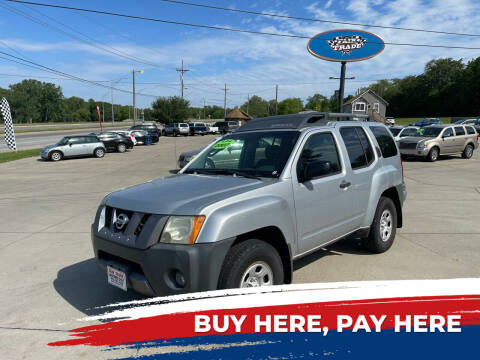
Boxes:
[159,216,205,245]
[416,142,426,149]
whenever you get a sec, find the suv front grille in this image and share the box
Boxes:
[399,142,417,150]
[105,206,147,236]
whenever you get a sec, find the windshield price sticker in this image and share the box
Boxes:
[213,139,236,149]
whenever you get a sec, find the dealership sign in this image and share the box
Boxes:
[308,29,385,62]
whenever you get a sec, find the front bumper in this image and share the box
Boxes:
[92,228,234,297]
[400,148,429,156]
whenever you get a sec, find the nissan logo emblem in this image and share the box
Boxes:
[115,213,129,230]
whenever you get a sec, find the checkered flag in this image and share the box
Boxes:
[0,97,17,151]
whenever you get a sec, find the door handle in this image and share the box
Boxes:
[339,181,351,189]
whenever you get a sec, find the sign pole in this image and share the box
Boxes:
[338,61,346,113]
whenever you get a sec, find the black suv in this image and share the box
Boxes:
[216,121,239,134]
[89,132,134,153]
[188,123,209,136]
[130,124,160,143]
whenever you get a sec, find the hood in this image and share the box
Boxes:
[105,174,274,215]
[398,136,429,144]
[180,149,201,157]
[42,144,57,151]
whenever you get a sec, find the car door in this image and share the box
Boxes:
[67,137,86,156]
[292,131,358,254]
[453,126,467,152]
[338,126,376,226]
[439,127,455,153]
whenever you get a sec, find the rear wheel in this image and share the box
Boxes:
[363,197,397,253]
[94,148,105,158]
[50,151,62,161]
[218,239,284,289]
[462,144,474,159]
[117,143,126,153]
[427,147,439,162]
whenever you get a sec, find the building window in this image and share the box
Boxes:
[354,102,366,111]
[373,103,380,112]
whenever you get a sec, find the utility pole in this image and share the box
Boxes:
[176,59,190,98]
[111,81,114,124]
[275,84,278,115]
[329,63,355,113]
[203,98,206,119]
[132,69,136,125]
[102,102,104,125]
[247,94,250,115]
[223,83,228,118]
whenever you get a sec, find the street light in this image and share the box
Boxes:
[132,69,144,125]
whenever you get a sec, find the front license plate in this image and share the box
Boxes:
[107,265,127,291]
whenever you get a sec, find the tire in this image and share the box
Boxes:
[50,151,63,162]
[363,197,397,253]
[117,143,126,153]
[426,147,439,162]
[218,239,284,289]
[462,144,474,159]
[94,147,105,158]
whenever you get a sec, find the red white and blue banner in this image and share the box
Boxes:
[49,278,480,359]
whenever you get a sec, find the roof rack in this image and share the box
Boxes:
[237,112,372,132]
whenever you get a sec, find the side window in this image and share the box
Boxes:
[68,137,83,145]
[466,126,476,135]
[442,128,453,137]
[454,126,465,136]
[369,126,398,158]
[340,127,374,169]
[297,132,342,179]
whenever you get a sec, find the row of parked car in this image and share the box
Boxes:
[40,123,162,161]
[387,118,480,162]
[163,121,239,136]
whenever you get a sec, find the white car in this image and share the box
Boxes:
[386,117,395,126]
[207,124,219,134]
[389,126,420,142]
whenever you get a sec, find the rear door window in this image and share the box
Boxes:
[340,127,374,169]
[369,126,398,158]
[454,126,466,136]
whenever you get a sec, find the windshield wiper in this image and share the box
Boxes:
[186,168,262,180]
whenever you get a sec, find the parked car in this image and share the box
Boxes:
[188,122,209,136]
[41,135,106,161]
[207,124,219,134]
[216,121,239,134]
[178,149,201,168]
[92,112,405,296]
[130,123,160,143]
[130,130,151,145]
[412,118,441,127]
[89,132,134,153]
[163,123,190,136]
[389,126,421,142]
[111,130,137,145]
[398,124,478,161]
[454,118,480,133]
[385,117,395,126]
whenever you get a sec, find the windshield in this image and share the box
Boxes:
[185,131,300,178]
[56,137,69,146]
[401,128,420,137]
[389,128,402,136]
[417,127,443,137]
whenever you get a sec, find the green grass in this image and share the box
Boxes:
[0,148,41,164]
[395,117,451,126]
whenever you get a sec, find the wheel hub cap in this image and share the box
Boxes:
[240,262,273,288]
[380,209,393,242]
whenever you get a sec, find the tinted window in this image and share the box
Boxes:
[340,127,373,169]
[466,126,476,135]
[442,128,453,137]
[297,133,342,178]
[356,128,374,164]
[389,128,401,136]
[68,137,85,144]
[401,128,419,137]
[369,126,398,158]
[454,126,465,136]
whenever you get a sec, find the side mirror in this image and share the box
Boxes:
[68,143,73,147]
[300,160,332,182]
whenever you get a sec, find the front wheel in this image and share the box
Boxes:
[462,144,474,159]
[426,147,439,162]
[50,151,63,161]
[218,239,284,289]
[363,197,397,253]
[94,148,105,158]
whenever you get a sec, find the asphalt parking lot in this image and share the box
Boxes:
[1,134,479,359]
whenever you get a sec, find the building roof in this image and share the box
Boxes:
[225,108,252,120]
[344,89,389,106]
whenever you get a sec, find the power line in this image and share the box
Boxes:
[0,49,159,97]
[159,0,480,38]
[6,0,480,50]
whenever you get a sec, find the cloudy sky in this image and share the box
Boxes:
[0,0,479,109]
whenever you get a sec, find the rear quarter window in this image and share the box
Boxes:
[369,126,398,158]
[466,126,476,135]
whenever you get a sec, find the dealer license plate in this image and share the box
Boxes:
[107,265,127,291]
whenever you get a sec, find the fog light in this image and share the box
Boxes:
[175,271,186,288]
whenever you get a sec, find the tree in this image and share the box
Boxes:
[305,93,327,111]
[8,79,43,123]
[40,82,64,122]
[277,98,303,115]
[151,96,190,123]
[240,95,268,118]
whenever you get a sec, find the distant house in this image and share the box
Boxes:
[225,108,252,126]
[343,89,389,119]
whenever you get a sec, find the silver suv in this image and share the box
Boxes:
[40,135,106,161]
[92,112,406,296]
